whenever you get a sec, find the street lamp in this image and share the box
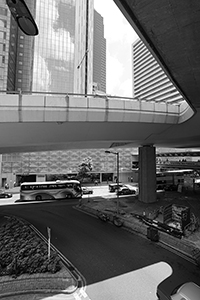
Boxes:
[6,0,39,36]
[105,150,120,215]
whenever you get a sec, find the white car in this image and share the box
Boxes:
[157,281,200,300]
[124,184,139,194]
[82,187,93,195]
[171,282,200,300]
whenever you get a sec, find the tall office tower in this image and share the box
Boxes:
[132,38,185,103]
[33,0,94,94]
[0,1,37,91]
[93,10,106,93]
[0,2,12,90]
[1,0,94,94]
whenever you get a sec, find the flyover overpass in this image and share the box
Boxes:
[0,91,196,154]
[2,1,200,153]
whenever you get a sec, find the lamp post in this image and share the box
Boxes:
[105,150,119,215]
[6,0,39,36]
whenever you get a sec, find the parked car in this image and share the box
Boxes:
[0,192,12,198]
[157,281,200,300]
[116,186,136,196]
[82,187,93,195]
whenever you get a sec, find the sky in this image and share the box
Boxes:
[94,0,139,97]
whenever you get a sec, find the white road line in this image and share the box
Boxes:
[73,289,92,300]
[80,289,89,298]
[74,292,82,300]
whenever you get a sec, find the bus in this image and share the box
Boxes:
[156,169,197,190]
[20,180,82,201]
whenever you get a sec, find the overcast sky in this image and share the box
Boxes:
[94,0,139,97]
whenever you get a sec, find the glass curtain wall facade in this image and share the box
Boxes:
[32,0,94,94]
[33,0,76,93]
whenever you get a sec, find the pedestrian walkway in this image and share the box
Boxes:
[78,190,200,265]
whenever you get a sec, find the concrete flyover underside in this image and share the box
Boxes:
[113,0,200,111]
[0,93,199,153]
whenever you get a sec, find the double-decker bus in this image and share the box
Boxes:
[156,169,196,190]
[20,180,82,201]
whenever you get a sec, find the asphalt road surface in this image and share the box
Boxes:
[1,198,200,300]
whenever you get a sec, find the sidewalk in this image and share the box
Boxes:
[78,190,200,264]
[3,186,20,194]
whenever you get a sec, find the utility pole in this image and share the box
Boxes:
[85,0,89,96]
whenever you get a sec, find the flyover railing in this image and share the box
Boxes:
[0,90,194,124]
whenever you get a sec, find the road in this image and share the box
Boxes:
[1,194,200,300]
[0,185,113,205]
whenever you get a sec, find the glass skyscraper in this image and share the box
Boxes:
[1,0,94,94]
[32,0,76,93]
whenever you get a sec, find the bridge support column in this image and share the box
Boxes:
[139,145,157,203]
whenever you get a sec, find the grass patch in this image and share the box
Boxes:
[0,216,61,277]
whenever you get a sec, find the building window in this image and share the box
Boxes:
[0,31,6,39]
[0,19,6,28]
[0,43,5,52]
[0,55,5,64]
[0,67,3,79]
[0,8,7,16]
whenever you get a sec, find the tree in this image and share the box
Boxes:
[77,157,93,181]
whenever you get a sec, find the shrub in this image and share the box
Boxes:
[0,217,61,277]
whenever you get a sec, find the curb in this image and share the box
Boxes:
[0,287,77,299]
[0,215,80,298]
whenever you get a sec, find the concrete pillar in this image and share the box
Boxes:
[139,145,157,203]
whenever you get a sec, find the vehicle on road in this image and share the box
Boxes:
[97,210,124,227]
[116,186,136,196]
[157,281,200,300]
[0,192,12,198]
[82,187,93,194]
[156,169,197,190]
[108,183,124,192]
[20,180,82,201]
